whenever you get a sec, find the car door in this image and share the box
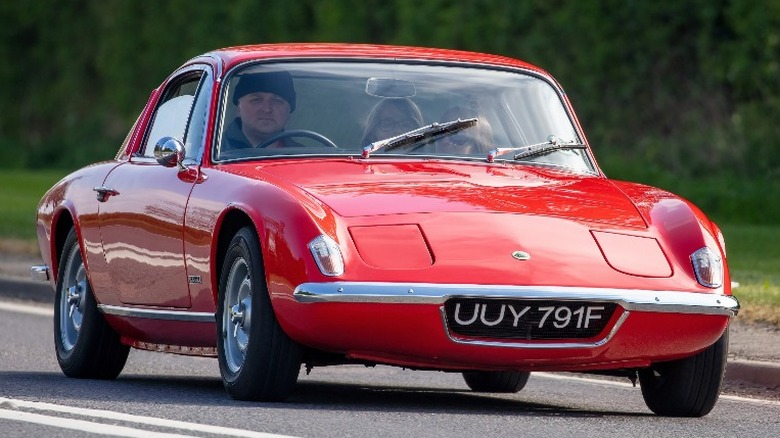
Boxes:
[97,65,213,307]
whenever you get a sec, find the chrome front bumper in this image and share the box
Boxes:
[293,282,740,316]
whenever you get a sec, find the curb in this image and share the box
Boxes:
[726,359,780,390]
[0,276,778,390]
[0,276,53,304]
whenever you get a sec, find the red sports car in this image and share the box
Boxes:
[32,43,738,416]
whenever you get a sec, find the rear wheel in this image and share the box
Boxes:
[639,329,729,417]
[217,226,301,401]
[462,371,530,393]
[54,228,129,379]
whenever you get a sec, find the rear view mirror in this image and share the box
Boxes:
[366,78,416,98]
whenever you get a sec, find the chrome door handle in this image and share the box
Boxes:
[93,186,119,202]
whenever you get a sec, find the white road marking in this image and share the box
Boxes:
[0,300,53,317]
[0,409,193,437]
[535,372,780,406]
[0,398,296,438]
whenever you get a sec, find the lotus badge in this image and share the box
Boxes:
[511,251,531,261]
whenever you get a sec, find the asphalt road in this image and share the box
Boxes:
[1,299,779,438]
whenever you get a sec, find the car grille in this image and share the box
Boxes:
[443,298,618,341]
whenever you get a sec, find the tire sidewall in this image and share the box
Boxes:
[54,230,79,363]
[639,329,729,417]
[216,227,272,389]
[53,228,101,374]
[463,371,530,393]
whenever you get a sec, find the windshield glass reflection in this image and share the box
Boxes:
[217,61,594,174]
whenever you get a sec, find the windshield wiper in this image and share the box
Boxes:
[362,118,478,158]
[487,135,586,163]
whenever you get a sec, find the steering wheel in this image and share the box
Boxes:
[256,129,338,149]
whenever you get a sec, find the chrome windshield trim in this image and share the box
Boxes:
[293,282,739,316]
[98,304,215,323]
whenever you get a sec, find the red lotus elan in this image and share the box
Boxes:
[32,43,738,416]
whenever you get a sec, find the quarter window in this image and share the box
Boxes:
[142,72,204,157]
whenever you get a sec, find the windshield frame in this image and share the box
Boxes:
[211,57,597,175]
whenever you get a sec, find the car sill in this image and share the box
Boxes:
[98,304,215,323]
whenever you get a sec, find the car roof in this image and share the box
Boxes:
[197,43,550,78]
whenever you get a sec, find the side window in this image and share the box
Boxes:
[142,73,203,157]
[184,72,212,161]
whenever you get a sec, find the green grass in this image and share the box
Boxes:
[0,170,66,241]
[721,224,780,325]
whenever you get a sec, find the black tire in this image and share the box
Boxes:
[54,228,129,379]
[217,226,302,401]
[639,329,729,417]
[462,371,530,393]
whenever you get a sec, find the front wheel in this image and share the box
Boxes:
[462,371,530,393]
[217,226,302,401]
[54,228,129,379]
[639,329,729,417]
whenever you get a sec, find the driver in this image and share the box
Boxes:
[223,71,303,149]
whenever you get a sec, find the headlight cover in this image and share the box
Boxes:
[308,234,344,277]
[691,247,723,288]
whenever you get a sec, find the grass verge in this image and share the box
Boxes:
[0,169,65,241]
[722,224,780,326]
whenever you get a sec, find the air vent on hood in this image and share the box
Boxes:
[592,231,672,278]
[349,224,433,269]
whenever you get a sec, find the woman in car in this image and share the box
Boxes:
[361,98,424,145]
[435,106,493,155]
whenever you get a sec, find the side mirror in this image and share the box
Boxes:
[153,137,186,169]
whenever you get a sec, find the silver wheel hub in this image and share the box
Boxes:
[59,245,87,352]
[223,257,253,373]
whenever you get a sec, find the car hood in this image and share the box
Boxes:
[250,159,646,228]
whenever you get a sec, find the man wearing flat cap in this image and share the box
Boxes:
[224,70,302,149]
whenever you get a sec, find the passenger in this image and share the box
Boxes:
[435,106,493,155]
[361,98,424,145]
[223,71,302,149]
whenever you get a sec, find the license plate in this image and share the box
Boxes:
[443,299,617,340]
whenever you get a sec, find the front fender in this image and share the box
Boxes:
[184,168,342,314]
[611,180,730,294]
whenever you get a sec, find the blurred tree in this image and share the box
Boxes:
[0,0,777,186]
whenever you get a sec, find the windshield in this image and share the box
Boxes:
[216,61,594,173]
